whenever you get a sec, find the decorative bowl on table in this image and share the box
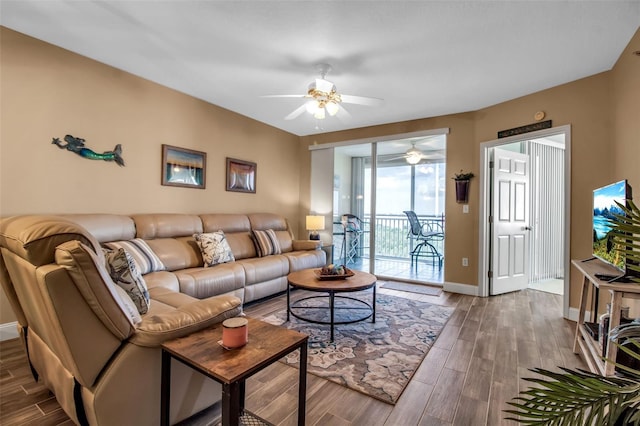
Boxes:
[314,264,355,280]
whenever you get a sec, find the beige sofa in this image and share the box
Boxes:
[0,212,325,425]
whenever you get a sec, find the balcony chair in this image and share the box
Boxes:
[403,210,444,270]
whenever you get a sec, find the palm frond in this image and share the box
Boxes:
[505,364,640,424]
[609,199,640,283]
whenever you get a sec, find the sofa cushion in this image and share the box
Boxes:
[54,241,136,340]
[239,255,289,285]
[0,215,102,267]
[247,213,294,253]
[200,214,257,260]
[284,250,327,272]
[104,248,150,314]
[62,214,136,243]
[174,263,245,299]
[252,229,282,257]
[132,214,203,239]
[148,286,200,308]
[145,237,202,271]
[103,239,165,274]
[129,295,242,347]
[193,232,235,267]
[143,270,181,293]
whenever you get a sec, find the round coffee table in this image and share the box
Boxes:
[286,268,377,341]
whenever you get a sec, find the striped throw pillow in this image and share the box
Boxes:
[104,239,165,275]
[252,229,282,257]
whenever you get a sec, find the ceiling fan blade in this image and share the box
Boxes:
[382,155,408,161]
[260,94,307,98]
[340,94,383,106]
[335,104,352,121]
[419,149,446,159]
[284,104,308,120]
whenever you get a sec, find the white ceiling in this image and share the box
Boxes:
[1,1,638,137]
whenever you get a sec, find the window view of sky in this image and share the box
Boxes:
[364,162,446,216]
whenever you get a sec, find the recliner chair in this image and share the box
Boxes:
[0,216,242,425]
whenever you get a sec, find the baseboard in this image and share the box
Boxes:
[443,281,479,296]
[0,322,19,341]
[568,307,592,323]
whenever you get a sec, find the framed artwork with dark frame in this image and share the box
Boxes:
[226,158,256,193]
[161,144,206,189]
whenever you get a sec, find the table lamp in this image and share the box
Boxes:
[305,215,325,240]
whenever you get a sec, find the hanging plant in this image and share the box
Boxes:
[452,170,474,181]
[452,170,474,203]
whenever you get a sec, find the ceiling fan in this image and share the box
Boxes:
[383,142,445,165]
[262,63,383,121]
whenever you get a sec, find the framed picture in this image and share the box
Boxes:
[161,144,206,189]
[226,158,256,193]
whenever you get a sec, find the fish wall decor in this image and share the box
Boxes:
[51,134,125,166]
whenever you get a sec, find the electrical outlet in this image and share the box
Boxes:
[462,257,469,267]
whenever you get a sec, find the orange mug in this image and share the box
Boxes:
[222,317,248,348]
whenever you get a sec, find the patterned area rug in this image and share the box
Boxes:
[262,293,455,404]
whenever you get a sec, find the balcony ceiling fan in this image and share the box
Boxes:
[261,63,383,121]
[383,138,445,165]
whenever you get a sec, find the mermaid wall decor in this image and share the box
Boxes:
[51,134,125,167]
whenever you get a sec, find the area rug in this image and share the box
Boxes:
[380,281,442,296]
[262,293,454,404]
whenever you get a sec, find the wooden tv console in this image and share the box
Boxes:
[572,258,640,376]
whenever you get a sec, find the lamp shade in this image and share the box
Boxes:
[306,215,325,231]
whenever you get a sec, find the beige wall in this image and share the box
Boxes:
[0,28,301,323]
[475,72,614,309]
[1,25,638,326]
[300,28,640,310]
[612,29,640,187]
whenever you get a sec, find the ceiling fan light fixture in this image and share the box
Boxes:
[405,145,423,164]
[325,101,339,116]
[269,63,381,123]
[305,100,319,114]
[406,153,422,165]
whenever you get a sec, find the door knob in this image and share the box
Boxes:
[522,226,532,231]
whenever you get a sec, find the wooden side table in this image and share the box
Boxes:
[572,259,640,376]
[161,317,308,426]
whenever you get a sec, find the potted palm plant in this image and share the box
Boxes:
[453,170,474,204]
[506,200,640,425]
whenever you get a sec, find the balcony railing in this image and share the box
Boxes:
[333,214,445,262]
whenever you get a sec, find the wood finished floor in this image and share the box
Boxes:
[0,285,585,425]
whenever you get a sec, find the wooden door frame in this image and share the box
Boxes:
[477,125,571,319]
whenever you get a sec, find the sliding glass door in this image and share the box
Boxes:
[372,138,446,282]
[328,134,446,284]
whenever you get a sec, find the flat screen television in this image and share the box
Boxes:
[592,179,633,274]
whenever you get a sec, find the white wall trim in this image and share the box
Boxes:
[443,281,479,296]
[308,128,450,151]
[568,307,592,323]
[0,322,19,341]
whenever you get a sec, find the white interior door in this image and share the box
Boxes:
[491,147,530,295]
